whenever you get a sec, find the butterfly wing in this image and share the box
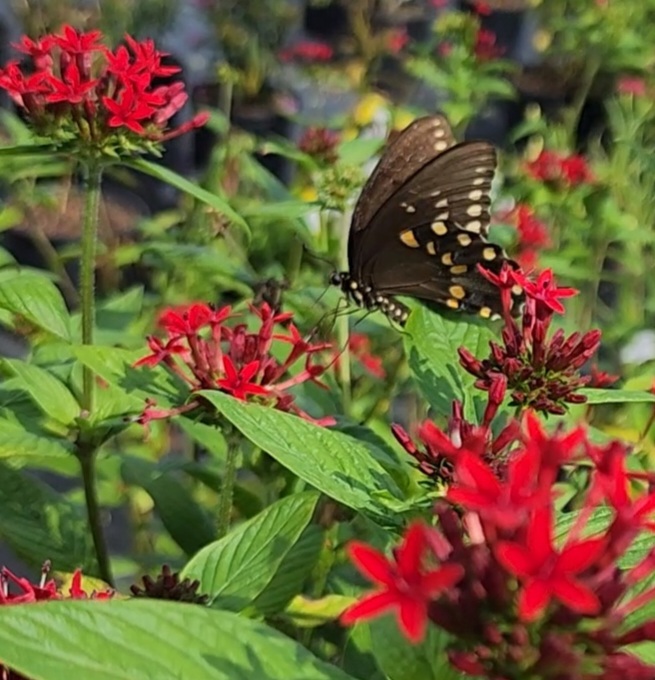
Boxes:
[350,115,456,235]
[349,131,520,317]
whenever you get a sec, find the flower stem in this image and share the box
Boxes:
[78,443,113,585]
[80,161,102,413]
[217,429,240,538]
[336,209,352,416]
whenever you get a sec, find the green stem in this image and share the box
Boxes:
[79,444,113,585]
[217,430,240,538]
[564,55,602,148]
[219,79,234,122]
[336,210,352,417]
[80,161,102,413]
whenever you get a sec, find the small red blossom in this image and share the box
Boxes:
[588,363,620,388]
[464,265,599,414]
[510,268,577,316]
[617,76,647,97]
[134,302,333,425]
[348,333,385,379]
[298,126,340,164]
[526,149,594,187]
[341,523,464,643]
[0,26,207,155]
[387,28,409,54]
[279,40,333,64]
[471,1,492,15]
[474,29,503,61]
[496,508,604,621]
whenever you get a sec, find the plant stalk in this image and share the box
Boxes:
[80,161,102,413]
[79,444,113,585]
[217,430,240,538]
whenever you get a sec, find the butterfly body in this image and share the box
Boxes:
[332,115,523,326]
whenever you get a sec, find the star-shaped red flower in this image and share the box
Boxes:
[341,522,464,643]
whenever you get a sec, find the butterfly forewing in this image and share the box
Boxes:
[351,115,456,234]
[337,114,523,324]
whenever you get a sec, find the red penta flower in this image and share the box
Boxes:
[279,40,333,63]
[465,265,600,415]
[0,26,207,156]
[68,569,114,600]
[341,522,464,643]
[135,302,333,424]
[496,508,604,621]
[474,29,503,61]
[526,149,593,188]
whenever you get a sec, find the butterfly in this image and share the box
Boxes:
[330,115,523,326]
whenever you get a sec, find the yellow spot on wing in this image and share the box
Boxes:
[431,221,448,236]
[400,231,420,248]
[449,285,466,299]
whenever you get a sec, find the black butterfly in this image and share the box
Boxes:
[331,115,523,326]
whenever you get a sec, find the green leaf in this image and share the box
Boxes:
[0,419,73,459]
[0,143,61,156]
[338,137,384,165]
[121,456,215,557]
[200,391,404,518]
[241,200,320,220]
[125,158,250,240]
[182,492,320,613]
[72,345,181,409]
[580,388,655,404]
[0,462,95,573]
[0,270,71,340]
[0,359,79,425]
[404,305,494,420]
[0,600,359,680]
[363,616,461,680]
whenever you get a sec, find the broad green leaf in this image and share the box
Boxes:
[121,456,215,557]
[0,463,95,572]
[1,359,79,425]
[241,200,320,220]
[0,419,73,459]
[183,492,320,613]
[338,137,384,165]
[125,158,250,240]
[365,617,461,680]
[73,345,181,408]
[0,600,359,680]
[200,391,404,518]
[404,305,495,420]
[580,388,655,404]
[285,594,353,628]
[0,270,71,340]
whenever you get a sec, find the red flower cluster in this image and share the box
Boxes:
[459,266,600,415]
[506,204,550,270]
[0,27,207,155]
[279,40,333,64]
[298,126,340,165]
[386,28,410,54]
[526,149,594,187]
[392,374,518,485]
[135,302,333,425]
[617,75,646,97]
[343,413,655,679]
[473,28,503,61]
[348,333,386,379]
[0,563,113,604]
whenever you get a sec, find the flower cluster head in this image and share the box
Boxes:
[473,28,503,61]
[134,301,333,425]
[298,126,340,165]
[459,265,600,415]
[0,562,113,605]
[526,149,594,188]
[392,374,519,485]
[0,26,208,158]
[343,412,655,679]
[505,203,550,270]
[279,40,333,64]
[130,564,208,605]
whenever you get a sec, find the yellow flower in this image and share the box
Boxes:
[352,92,389,127]
[392,109,416,131]
[298,185,318,202]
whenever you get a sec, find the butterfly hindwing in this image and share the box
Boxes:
[351,115,456,234]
